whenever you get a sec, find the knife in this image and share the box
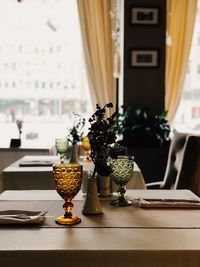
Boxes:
[135,198,200,203]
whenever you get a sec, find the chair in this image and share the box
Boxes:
[174,135,200,196]
[146,131,190,190]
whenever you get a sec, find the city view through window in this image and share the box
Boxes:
[173,1,200,132]
[1,1,199,148]
[0,0,93,147]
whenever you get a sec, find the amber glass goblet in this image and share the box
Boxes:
[81,136,92,162]
[53,163,82,225]
[109,156,134,207]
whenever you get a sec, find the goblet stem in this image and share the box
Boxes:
[63,199,73,218]
[111,185,132,207]
[84,150,92,162]
[55,199,81,225]
[60,154,65,163]
[118,186,126,202]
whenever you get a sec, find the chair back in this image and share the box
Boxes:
[161,132,188,189]
[174,135,200,196]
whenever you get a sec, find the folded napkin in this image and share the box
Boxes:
[134,198,200,209]
[0,210,47,224]
[19,161,53,167]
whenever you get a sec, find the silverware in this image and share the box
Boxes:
[135,198,200,203]
[0,214,32,220]
[0,211,48,220]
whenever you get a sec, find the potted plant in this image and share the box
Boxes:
[88,103,118,178]
[116,106,171,183]
[82,103,118,214]
[67,113,85,163]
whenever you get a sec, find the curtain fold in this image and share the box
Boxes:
[77,0,116,109]
[165,0,197,123]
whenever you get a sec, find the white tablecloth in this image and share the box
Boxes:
[0,148,51,192]
[1,155,146,192]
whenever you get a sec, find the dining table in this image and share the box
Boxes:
[0,146,52,193]
[1,155,146,192]
[1,189,200,267]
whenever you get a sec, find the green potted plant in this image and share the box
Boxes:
[116,106,171,183]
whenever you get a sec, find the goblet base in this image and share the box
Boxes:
[55,215,81,225]
[111,198,132,207]
[83,152,92,162]
[83,157,92,162]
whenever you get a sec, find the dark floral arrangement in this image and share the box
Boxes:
[88,103,119,178]
[67,113,86,145]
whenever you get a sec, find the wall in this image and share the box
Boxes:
[123,0,166,115]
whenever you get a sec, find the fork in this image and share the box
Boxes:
[0,214,32,220]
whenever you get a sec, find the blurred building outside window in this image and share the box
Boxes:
[0,0,93,147]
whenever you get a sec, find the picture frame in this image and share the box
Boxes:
[131,7,159,25]
[130,49,159,68]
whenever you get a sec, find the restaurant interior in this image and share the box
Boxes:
[1,0,200,267]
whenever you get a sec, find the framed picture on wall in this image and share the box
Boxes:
[130,49,159,68]
[131,7,159,25]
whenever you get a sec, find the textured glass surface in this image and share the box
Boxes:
[109,156,134,186]
[109,156,134,206]
[53,163,82,225]
[53,163,82,199]
[55,138,68,163]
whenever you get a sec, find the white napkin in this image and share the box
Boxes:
[0,210,47,224]
[19,160,53,167]
[134,198,200,208]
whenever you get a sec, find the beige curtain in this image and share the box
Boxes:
[165,0,197,123]
[77,0,116,109]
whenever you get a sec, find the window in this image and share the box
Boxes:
[192,107,200,119]
[0,0,93,147]
[187,63,190,74]
[173,1,200,132]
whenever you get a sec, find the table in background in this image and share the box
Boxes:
[0,145,52,171]
[0,146,52,193]
[1,155,146,192]
[1,189,200,267]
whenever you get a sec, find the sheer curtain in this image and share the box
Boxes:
[165,0,197,123]
[77,0,116,109]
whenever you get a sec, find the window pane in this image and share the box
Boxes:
[0,0,93,147]
[173,1,200,132]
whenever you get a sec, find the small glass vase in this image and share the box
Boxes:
[69,144,79,163]
[82,174,102,215]
[97,175,112,197]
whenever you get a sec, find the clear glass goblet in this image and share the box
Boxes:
[109,156,134,207]
[81,136,92,162]
[55,138,68,163]
[53,163,82,225]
